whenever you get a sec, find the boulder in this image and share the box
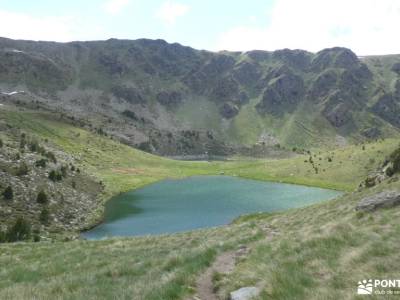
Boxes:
[356,191,400,211]
[220,102,239,119]
[230,287,261,300]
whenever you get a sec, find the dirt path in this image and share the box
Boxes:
[188,246,249,300]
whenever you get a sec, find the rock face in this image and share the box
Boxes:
[372,94,400,127]
[1,37,400,154]
[111,86,145,104]
[230,287,261,300]
[156,91,182,108]
[356,191,400,211]
[309,69,338,99]
[220,102,239,119]
[311,47,359,71]
[322,91,354,127]
[256,73,304,115]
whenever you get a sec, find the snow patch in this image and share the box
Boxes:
[1,91,25,96]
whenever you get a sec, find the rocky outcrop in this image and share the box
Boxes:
[256,73,305,115]
[156,91,183,108]
[0,49,71,91]
[203,54,236,77]
[111,86,145,104]
[371,94,400,127]
[232,61,261,86]
[211,76,240,102]
[356,191,400,211]
[220,102,239,119]
[361,127,381,139]
[309,69,338,99]
[322,90,356,127]
[272,49,312,71]
[230,287,261,300]
[311,47,360,72]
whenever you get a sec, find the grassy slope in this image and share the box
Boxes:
[1,107,400,299]
[1,170,400,299]
[2,106,398,194]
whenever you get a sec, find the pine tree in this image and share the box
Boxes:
[36,190,48,204]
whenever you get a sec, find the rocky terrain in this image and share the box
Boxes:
[0,115,102,240]
[0,38,399,155]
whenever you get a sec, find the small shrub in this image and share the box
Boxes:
[35,159,47,168]
[6,217,31,242]
[36,190,48,204]
[3,186,13,200]
[60,165,68,177]
[0,138,3,148]
[33,234,41,242]
[0,230,6,243]
[389,147,400,174]
[16,162,29,176]
[49,170,63,182]
[29,140,39,152]
[39,207,50,224]
[45,151,57,164]
[19,139,26,149]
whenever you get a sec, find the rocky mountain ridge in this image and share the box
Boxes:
[0,37,400,155]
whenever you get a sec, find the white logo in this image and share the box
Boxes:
[358,279,373,295]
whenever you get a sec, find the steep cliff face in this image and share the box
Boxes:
[0,37,399,154]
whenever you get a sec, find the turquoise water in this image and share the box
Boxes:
[83,176,342,239]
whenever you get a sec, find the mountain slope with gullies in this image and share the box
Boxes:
[1,37,400,155]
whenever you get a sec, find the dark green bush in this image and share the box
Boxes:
[3,186,13,200]
[6,217,31,242]
[29,140,39,152]
[35,159,47,168]
[389,147,400,174]
[37,190,48,204]
[49,170,61,181]
[39,206,50,224]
